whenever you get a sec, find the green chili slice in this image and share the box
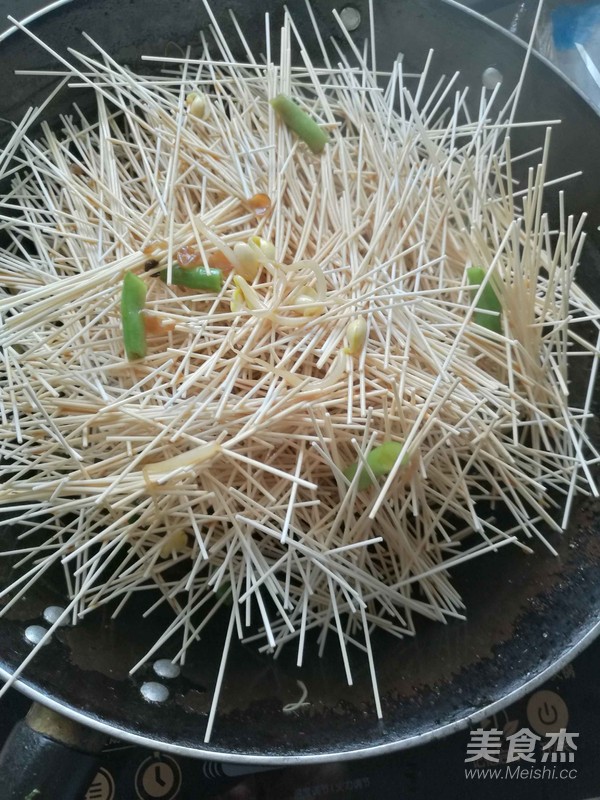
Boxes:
[344,440,408,491]
[121,271,147,360]
[270,93,330,155]
[467,266,502,333]
[160,265,222,292]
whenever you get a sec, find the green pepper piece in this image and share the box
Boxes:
[270,93,330,155]
[467,266,502,333]
[344,440,408,491]
[121,271,147,360]
[160,265,222,292]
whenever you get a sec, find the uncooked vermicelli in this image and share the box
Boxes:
[0,1,598,741]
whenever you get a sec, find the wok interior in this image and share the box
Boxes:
[1,0,600,760]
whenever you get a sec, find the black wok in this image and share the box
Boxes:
[0,0,600,793]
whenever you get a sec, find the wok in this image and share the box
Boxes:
[1,0,600,796]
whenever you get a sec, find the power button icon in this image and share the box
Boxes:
[135,754,182,800]
[526,690,569,735]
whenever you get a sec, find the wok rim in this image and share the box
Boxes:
[0,620,596,765]
[0,0,599,765]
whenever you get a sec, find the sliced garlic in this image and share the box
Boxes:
[294,285,324,316]
[230,286,245,313]
[344,317,367,356]
[186,91,209,119]
[160,530,188,557]
[233,242,260,280]
[249,235,276,262]
[233,275,264,310]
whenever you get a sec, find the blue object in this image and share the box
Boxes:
[552,1,600,49]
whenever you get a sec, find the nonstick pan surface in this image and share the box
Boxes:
[1,0,600,764]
